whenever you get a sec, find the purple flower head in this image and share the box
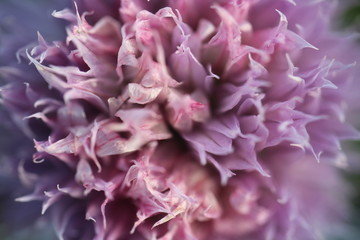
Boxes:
[0,0,359,239]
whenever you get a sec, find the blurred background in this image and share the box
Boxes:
[339,1,360,239]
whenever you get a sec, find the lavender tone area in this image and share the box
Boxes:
[0,0,360,240]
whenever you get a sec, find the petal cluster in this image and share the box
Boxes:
[0,0,359,240]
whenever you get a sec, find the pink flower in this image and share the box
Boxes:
[0,0,359,239]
